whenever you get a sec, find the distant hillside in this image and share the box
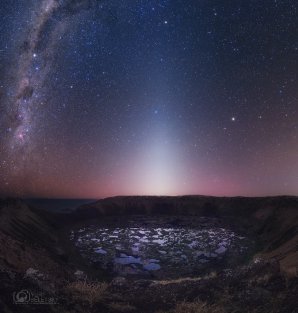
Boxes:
[24,198,95,212]
[74,195,297,219]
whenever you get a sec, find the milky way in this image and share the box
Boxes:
[0,0,297,198]
[9,0,98,148]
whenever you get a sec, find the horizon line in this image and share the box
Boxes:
[1,194,298,201]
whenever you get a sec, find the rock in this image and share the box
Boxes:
[24,268,44,279]
[23,268,55,293]
[215,246,227,254]
[74,270,86,280]
[111,276,127,286]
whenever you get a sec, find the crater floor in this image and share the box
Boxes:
[70,216,255,279]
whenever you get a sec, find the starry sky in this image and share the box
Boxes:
[0,0,297,199]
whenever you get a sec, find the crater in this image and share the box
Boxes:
[70,216,255,279]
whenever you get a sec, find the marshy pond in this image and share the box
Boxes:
[70,216,255,278]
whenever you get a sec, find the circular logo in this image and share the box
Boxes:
[14,290,30,303]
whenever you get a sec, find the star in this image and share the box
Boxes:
[0,0,297,198]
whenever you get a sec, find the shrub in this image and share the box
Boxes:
[66,280,108,306]
[157,301,226,313]
[108,302,136,312]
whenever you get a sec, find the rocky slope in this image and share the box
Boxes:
[0,199,67,274]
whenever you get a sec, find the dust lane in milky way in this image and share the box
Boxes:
[0,0,297,198]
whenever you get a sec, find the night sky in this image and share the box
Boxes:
[0,0,297,198]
